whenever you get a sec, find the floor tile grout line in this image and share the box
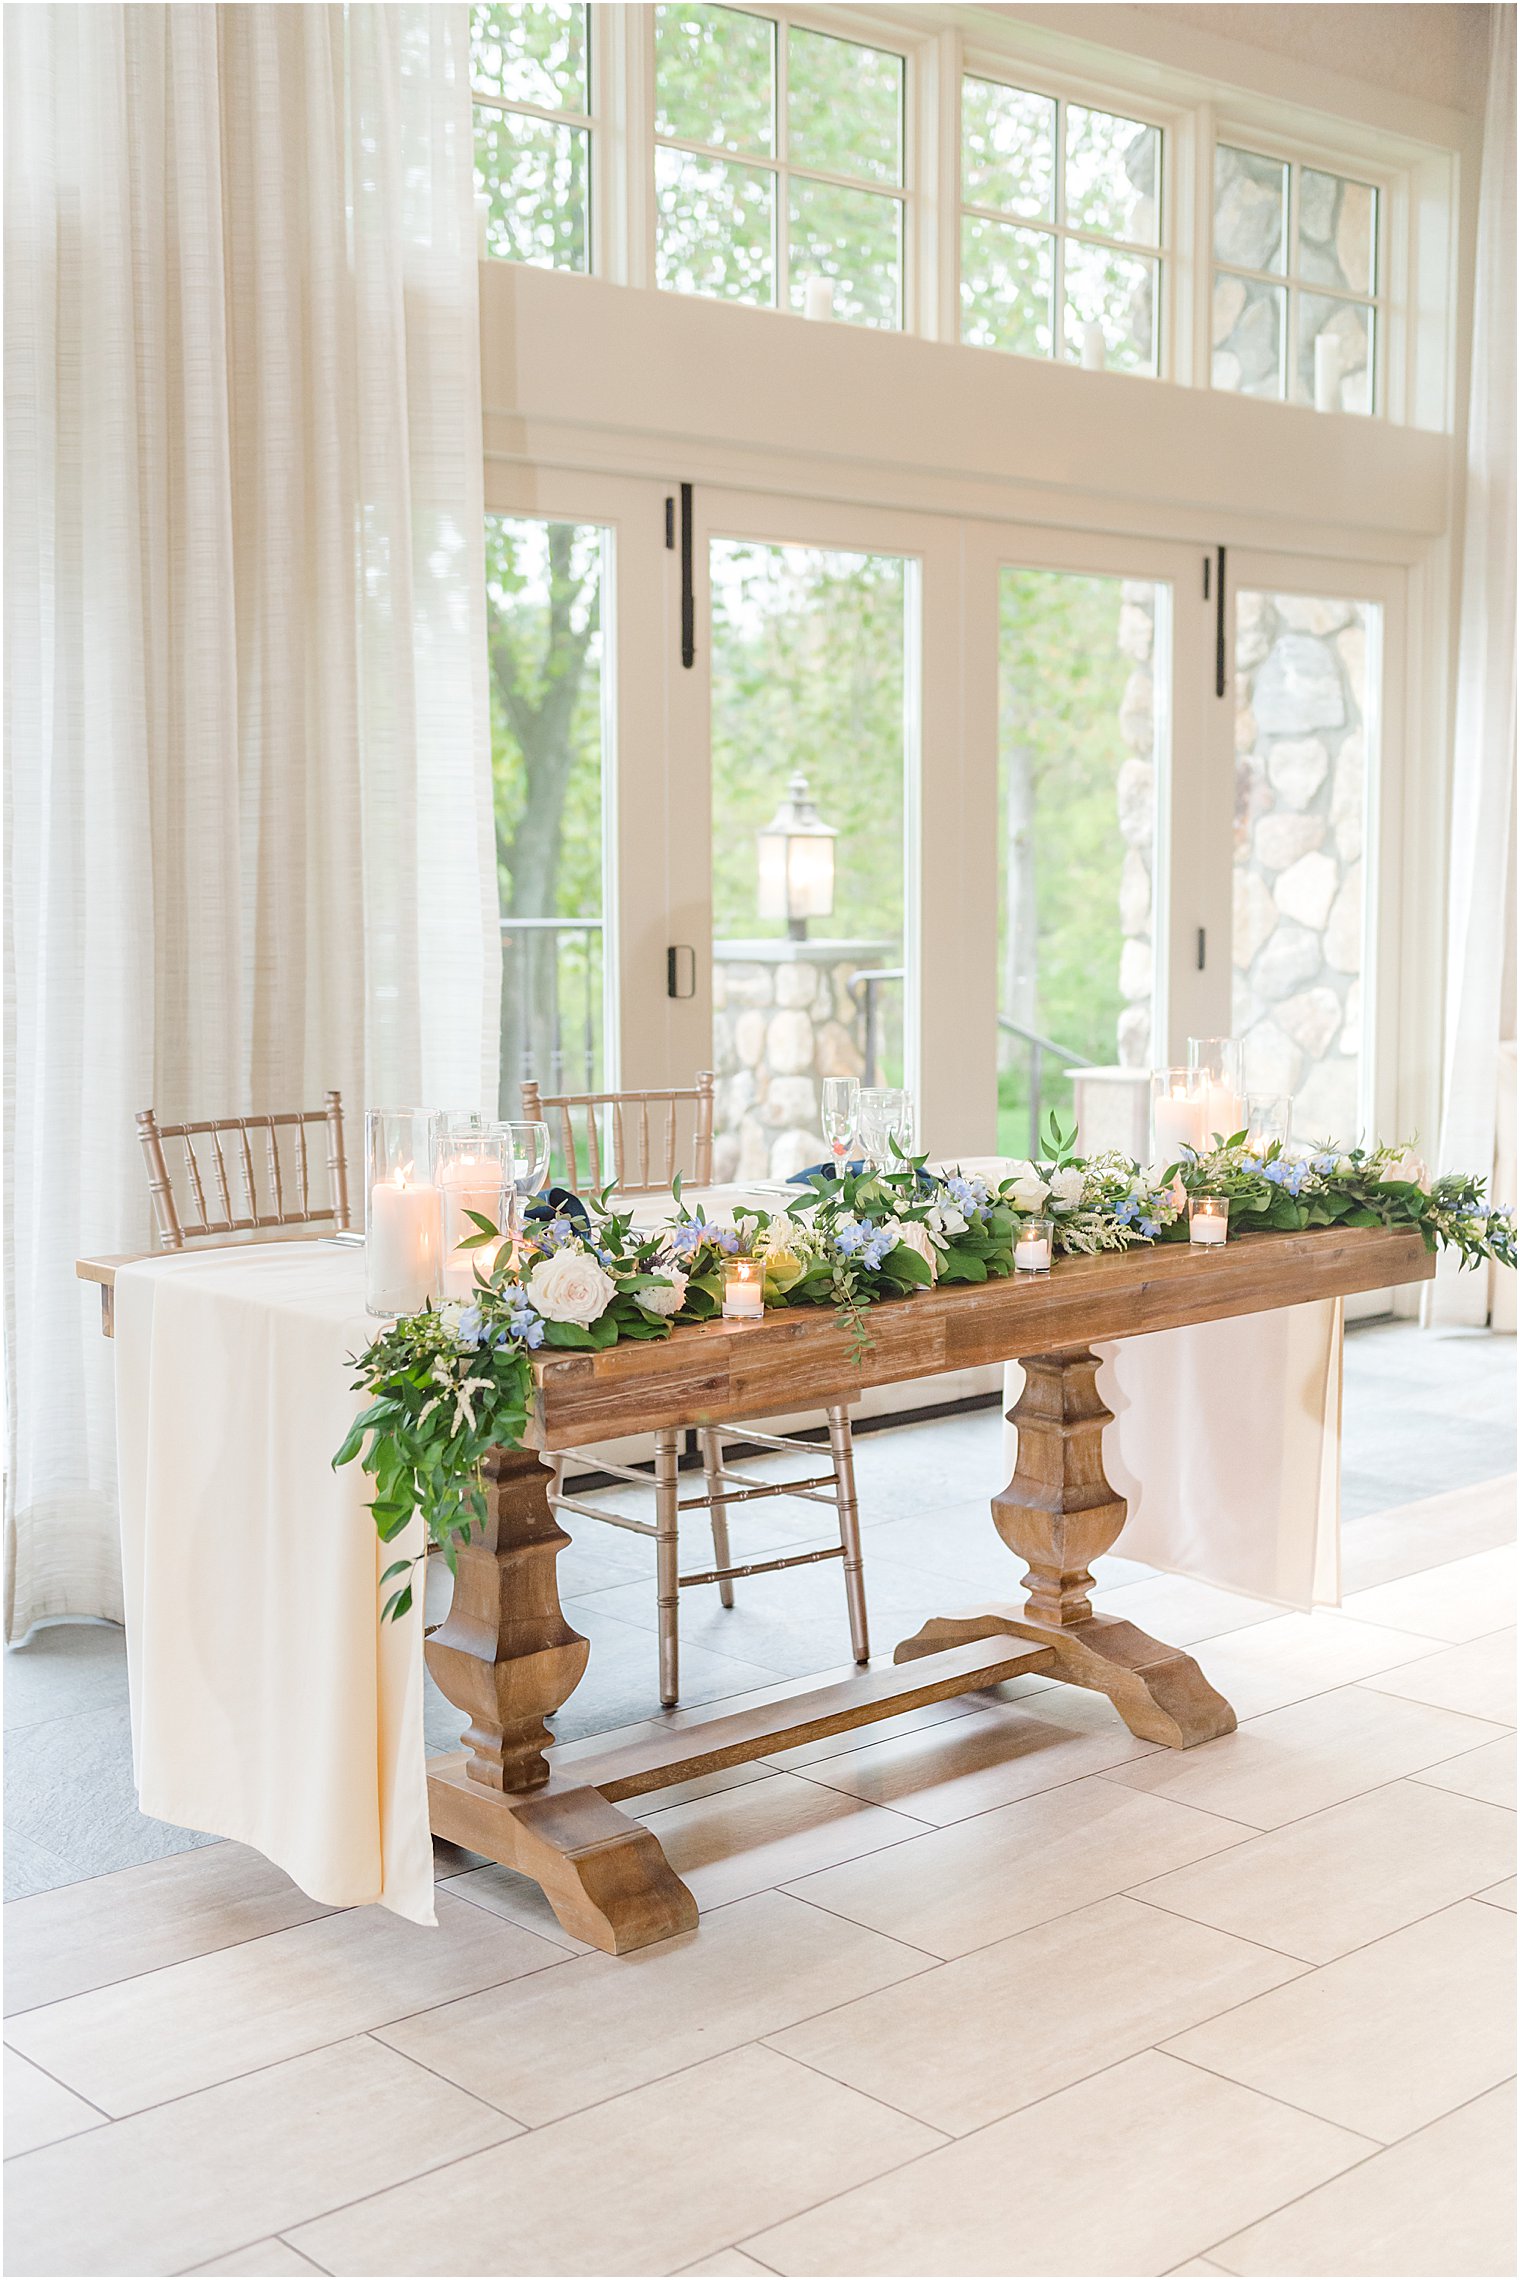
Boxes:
[1126,1868,1519,1972]
[4,1885,573,2038]
[3,2040,118,2130]
[1182,2072,1520,2276]
[1091,1743,1520,1846]
[3,1946,577,2135]
[1159,2045,1396,2149]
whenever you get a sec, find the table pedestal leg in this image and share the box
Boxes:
[424,1444,698,1953]
[896,1347,1236,1749]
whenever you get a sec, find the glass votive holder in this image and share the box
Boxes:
[1188,1194,1230,1248]
[722,1257,766,1321]
[1187,1037,1245,1146]
[1013,1216,1054,1274]
[437,1131,511,1299]
[1244,1094,1293,1155]
[1150,1068,1204,1163]
[365,1109,442,1317]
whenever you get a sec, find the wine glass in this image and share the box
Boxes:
[858,1086,905,1171]
[495,1120,553,1237]
[820,1077,859,1174]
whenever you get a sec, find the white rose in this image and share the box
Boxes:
[437,1300,468,1341]
[526,1246,617,1326]
[1379,1147,1428,1188]
[638,1267,688,1318]
[890,1219,938,1280]
[1049,1167,1085,1207]
[1004,1159,1050,1213]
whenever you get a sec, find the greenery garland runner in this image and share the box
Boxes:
[335,1121,1516,1620]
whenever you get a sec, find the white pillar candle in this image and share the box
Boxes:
[803,275,834,322]
[723,1261,765,1319]
[1201,1085,1244,1144]
[368,1176,442,1315]
[440,1155,507,1298]
[1014,1233,1052,1272]
[1314,331,1342,413]
[1081,320,1107,371]
[1152,1089,1204,1161]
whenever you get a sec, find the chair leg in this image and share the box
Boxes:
[698,1427,736,1608]
[654,1426,681,1708]
[826,1403,870,1664]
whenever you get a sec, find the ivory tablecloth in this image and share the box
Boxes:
[115,1243,435,1924]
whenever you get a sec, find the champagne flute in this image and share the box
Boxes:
[820,1077,859,1174]
[858,1086,905,1171]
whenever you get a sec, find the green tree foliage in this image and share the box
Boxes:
[998,570,1137,1149]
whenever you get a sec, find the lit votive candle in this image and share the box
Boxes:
[803,275,834,321]
[723,1258,765,1320]
[1014,1217,1054,1275]
[1189,1195,1229,1248]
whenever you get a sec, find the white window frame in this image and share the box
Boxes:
[472,2,597,275]
[639,2,929,331]
[1210,128,1389,416]
[956,63,1173,380]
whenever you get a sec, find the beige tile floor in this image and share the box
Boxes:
[4,1469,1515,2273]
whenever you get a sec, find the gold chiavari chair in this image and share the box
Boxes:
[136,1091,351,1252]
[521,1073,870,1707]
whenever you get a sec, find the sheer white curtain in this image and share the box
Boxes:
[1434,4,1517,1326]
[4,4,498,1638]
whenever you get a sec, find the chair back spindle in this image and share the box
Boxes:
[520,1074,715,1196]
[137,1092,352,1252]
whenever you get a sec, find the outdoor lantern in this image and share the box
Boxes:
[756,772,836,940]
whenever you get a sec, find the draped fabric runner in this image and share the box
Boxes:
[1004,1302,1343,1613]
[115,1246,434,1924]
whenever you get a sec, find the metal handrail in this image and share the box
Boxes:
[499,915,603,1104]
[998,1015,1092,1158]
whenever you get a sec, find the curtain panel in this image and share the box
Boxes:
[4,4,498,1638]
[1433,5,1517,1325]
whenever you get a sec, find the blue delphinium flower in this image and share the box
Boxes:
[861,1228,895,1271]
[1114,1196,1138,1226]
[947,1174,989,1221]
[455,1305,486,1346]
[834,1217,869,1257]
[1138,1215,1159,1238]
[596,1245,615,1267]
[1241,1154,1264,1176]
[666,1221,704,1259]
[507,1301,544,1350]
[713,1227,740,1256]
[1312,1153,1336,1175]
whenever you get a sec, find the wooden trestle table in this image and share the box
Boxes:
[80,1221,1433,1953]
[415,1222,1433,1954]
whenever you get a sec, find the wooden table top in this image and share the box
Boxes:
[527,1224,1431,1448]
[78,1221,1432,1449]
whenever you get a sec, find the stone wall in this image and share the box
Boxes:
[1233,593,1366,1142]
[711,939,891,1182]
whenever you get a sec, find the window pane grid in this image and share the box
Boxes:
[472,2,592,273]
[653,2,906,328]
[961,75,1163,376]
[1213,141,1380,411]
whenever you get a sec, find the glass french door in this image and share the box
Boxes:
[476,466,1408,1227]
[1221,551,1402,1155]
[479,464,688,1119]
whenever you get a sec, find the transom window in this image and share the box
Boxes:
[473,1,592,272]
[960,76,1162,375]
[1212,145,1379,413]
[652,4,907,328]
